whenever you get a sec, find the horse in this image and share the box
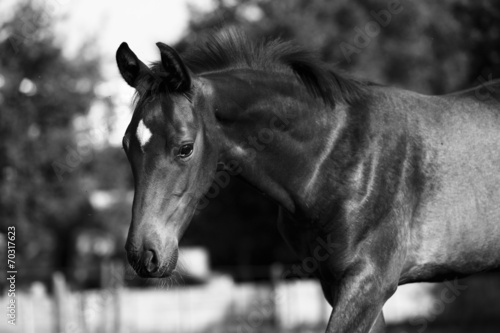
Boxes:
[116,28,500,333]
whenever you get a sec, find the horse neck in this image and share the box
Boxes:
[203,69,365,216]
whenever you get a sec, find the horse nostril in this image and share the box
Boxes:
[143,250,158,273]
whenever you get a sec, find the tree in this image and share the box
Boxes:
[182,0,500,93]
[0,0,101,285]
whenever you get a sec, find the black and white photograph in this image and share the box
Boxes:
[1,0,500,332]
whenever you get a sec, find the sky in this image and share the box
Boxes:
[3,0,215,146]
[55,0,216,146]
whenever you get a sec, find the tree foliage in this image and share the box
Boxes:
[0,1,101,284]
[182,0,500,93]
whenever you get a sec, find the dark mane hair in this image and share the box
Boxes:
[142,28,368,107]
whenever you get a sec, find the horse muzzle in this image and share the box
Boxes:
[125,237,179,278]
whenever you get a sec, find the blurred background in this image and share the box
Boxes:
[1,0,500,332]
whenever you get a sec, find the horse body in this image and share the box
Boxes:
[116,30,500,333]
[206,71,500,331]
[211,72,500,280]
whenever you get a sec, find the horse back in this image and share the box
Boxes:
[444,79,500,105]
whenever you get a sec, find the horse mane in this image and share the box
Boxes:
[145,28,369,107]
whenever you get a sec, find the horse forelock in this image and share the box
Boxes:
[131,68,192,120]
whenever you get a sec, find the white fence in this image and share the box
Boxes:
[2,272,499,333]
[1,274,331,333]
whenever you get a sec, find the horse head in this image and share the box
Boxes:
[116,42,218,277]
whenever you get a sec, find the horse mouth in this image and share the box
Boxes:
[132,261,175,278]
[128,248,179,279]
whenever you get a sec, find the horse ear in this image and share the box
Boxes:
[116,42,148,89]
[156,42,191,91]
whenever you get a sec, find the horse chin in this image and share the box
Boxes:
[149,255,178,278]
[134,265,174,278]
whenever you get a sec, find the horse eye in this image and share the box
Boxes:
[177,143,194,158]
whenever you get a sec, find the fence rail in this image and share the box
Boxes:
[1,271,500,333]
